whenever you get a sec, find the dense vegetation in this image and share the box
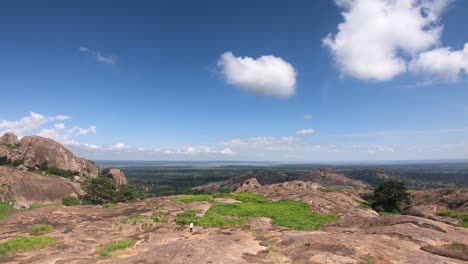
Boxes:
[83,177,137,205]
[174,193,336,230]
[97,162,468,197]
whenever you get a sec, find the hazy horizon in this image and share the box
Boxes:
[1,0,467,162]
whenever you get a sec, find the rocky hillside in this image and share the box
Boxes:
[0,184,467,263]
[0,132,127,208]
[195,168,367,192]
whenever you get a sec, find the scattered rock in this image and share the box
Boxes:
[0,132,19,145]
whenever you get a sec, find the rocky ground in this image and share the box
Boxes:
[1,184,467,264]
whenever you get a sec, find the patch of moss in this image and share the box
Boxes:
[31,224,54,235]
[0,236,59,256]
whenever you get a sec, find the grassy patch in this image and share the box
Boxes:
[31,224,54,235]
[318,186,341,193]
[227,193,268,203]
[0,202,14,220]
[437,209,468,228]
[119,215,147,225]
[176,195,336,230]
[29,203,61,210]
[98,239,136,257]
[102,203,117,208]
[151,211,168,223]
[62,196,80,206]
[172,195,213,203]
[357,257,377,264]
[421,242,468,261]
[0,236,59,256]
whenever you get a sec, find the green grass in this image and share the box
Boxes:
[151,211,168,223]
[172,195,213,203]
[119,215,147,225]
[318,186,342,193]
[437,209,468,228]
[102,203,117,208]
[176,195,336,230]
[0,236,59,256]
[97,239,136,257]
[29,203,62,210]
[226,193,268,203]
[0,202,14,220]
[31,224,54,235]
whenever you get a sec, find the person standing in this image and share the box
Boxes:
[189,222,194,233]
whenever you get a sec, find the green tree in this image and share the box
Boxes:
[83,177,117,205]
[372,180,409,213]
[114,184,137,202]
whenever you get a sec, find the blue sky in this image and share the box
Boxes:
[1,0,467,162]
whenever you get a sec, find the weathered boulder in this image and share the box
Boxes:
[0,132,19,145]
[0,145,10,165]
[107,169,128,186]
[14,135,98,178]
[0,166,83,207]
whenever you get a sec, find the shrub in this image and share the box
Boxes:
[62,196,80,206]
[97,239,135,257]
[39,161,49,171]
[151,211,168,223]
[0,202,14,220]
[372,180,409,213]
[31,224,54,235]
[46,167,75,178]
[0,236,59,256]
[114,184,137,202]
[12,159,23,167]
[83,177,138,205]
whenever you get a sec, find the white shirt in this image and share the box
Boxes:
[189,223,193,228]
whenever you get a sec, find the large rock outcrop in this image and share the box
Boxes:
[0,166,82,208]
[0,146,10,165]
[0,132,19,145]
[11,135,98,178]
[107,168,128,186]
[298,168,368,188]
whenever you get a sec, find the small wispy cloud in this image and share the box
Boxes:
[79,46,117,65]
[296,128,315,135]
[303,114,313,121]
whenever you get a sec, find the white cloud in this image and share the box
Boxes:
[113,143,126,150]
[78,126,97,135]
[218,51,297,98]
[296,128,315,135]
[224,136,296,147]
[304,114,313,121]
[79,46,116,65]
[0,112,71,136]
[55,123,65,130]
[324,0,449,81]
[409,43,468,82]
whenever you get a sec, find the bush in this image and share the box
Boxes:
[372,180,409,213]
[0,236,59,256]
[0,202,14,220]
[31,224,54,235]
[12,159,23,167]
[83,177,138,205]
[62,196,80,206]
[39,161,49,171]
[97,239,135,257]
[46,167,75,178]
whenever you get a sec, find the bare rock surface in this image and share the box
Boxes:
[0,132,19,145]
[0,166,82,207]
[106,169,128,186]
[14,135,98,178]
[0,146,10,165]
[1,186,467,263]
[405,188,468,226]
